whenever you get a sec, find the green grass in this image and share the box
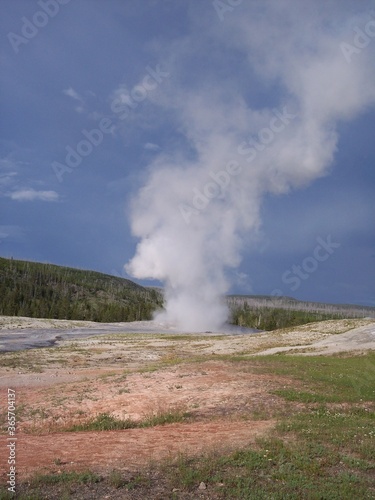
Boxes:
[0,492,44,500]
[107,468,149,490]
[29,471,101,486]
[0,470,150,498]
[160,352,375,498]
[141,408,191,427]
[211,437,373,499]
[66,409,191,432]
[166,441,373,499]
[67,413,137,431]
[278,406,375,460]
[108,469,126,488]
[0,492,15,500]
[0,471,102,500]
[252,352,375,403]
[216,351,375,403]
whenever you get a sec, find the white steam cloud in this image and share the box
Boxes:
[125,1,375,331]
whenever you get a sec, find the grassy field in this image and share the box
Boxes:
[158,353,375,499]
[1,350,374,499]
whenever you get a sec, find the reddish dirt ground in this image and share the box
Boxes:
[0,360,288,482]
[14,420,275,479]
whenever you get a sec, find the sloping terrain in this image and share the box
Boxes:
[0,257,162,322]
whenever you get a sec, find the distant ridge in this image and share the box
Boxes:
[228,295,375,330]
[228,294,375,314]
[0,257,163,322]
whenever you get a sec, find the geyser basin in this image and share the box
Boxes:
[0,320,261,352]
[152,319,260,335]
[214,324,261,335]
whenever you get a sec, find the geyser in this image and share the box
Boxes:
[125,1,375,331]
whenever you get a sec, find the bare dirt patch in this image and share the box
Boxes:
[1,360,287,481]
[15,420,275,479]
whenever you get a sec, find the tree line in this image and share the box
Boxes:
[2,257,374,328]
[228,295,375,331]
[0,257,163,322]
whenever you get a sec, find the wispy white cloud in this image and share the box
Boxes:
[63,87,86,114]
[0,156,20,192]
[233,271,253,293]
[9,189,59,202]
[0,157,16,170]
[0,171,18,186]
[144,142,161,151]
[0,225,25,241]
[0,229,9,239]
[109,67,171,141]
[111,84,133,106]
[63,87,82,101]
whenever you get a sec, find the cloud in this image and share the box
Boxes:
[0,157,17,170]
[63,87,86,114]
[109,67,171,139]
[9,189,59,202]
[0,156,21,190]
[0,225,25,241]
[0,171,17,187]
[110,84,133,106]
[144,142,161,151]
[63,87,82,101]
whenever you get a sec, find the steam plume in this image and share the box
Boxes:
[125,1,375,331]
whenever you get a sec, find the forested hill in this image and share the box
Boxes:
[0,257,163,322]
[228,294,375,331]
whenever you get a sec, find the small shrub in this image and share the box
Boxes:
[108,469,125,488]
[141,409,191,427]
[67,413,137,432]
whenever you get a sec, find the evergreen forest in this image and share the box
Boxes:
[0,257,163,322]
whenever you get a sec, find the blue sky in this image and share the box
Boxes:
[1,0,374,309]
